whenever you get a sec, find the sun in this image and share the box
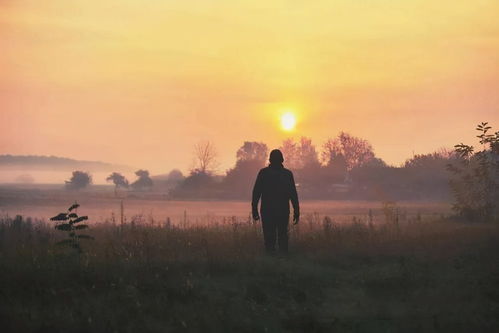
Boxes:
[280,112,297,131]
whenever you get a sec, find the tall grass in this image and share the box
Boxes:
[1,214,498,332]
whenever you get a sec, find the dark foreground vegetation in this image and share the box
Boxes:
[1,215,498,332]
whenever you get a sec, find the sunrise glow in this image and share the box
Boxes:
[281,112,297,132]
[0,0,498,172]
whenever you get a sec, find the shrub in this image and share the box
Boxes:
[50,202,93,252]
[65,170,92,190]
[447,122,499,221]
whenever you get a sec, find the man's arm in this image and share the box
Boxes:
[290,172,300,223]
[251,170,263,220]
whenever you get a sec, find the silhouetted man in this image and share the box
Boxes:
[252,149,300,254]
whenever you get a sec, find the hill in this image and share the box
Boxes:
[0,155,134,172]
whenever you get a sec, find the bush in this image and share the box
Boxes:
[447,122,499,222]
[65,171,92,190]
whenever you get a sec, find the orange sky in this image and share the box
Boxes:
[1,0,498,174]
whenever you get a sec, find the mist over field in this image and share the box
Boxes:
[0,186,451,224]
[0,155,134,184]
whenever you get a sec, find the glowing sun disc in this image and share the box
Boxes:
[281,112,296,131]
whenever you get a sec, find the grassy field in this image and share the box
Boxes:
[1,212,498,332]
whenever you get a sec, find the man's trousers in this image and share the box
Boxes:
[261,214,289,253]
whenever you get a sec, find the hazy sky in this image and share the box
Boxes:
[1,0,498,174]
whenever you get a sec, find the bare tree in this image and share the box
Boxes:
[193,141,218,174]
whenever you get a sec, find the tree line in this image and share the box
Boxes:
[171,132,456,201]
[64,132,457,200]
[64,122,498,222]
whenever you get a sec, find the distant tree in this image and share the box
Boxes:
[224,142,268,198]
[350,158,403,199]
[279,137,320,170]
[404,149,454,168]
[297,137,320,169]
[322,132,375,170]
[167,169,184,184]
[447,122,499,221]
[236,141,268,162]
[106,172,129,197]
[193,141,218,174]
[292,137,323,191]
[279,138,300,170]
[183,170,215,189]
[172,169,217,199]
[322,153,348,183]
[150,169,185,192]
[131,169,153,191]
[65,171,92,190]
[402,149,455,198]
